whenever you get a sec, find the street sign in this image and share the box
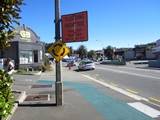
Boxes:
[48,40,70,62]
[62,11,88,43]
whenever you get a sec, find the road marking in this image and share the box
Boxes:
[147,100,160,108]
[128,102,160,118]
[106,65,160,73]
[96,66,160,80]
[126,89,138,94]
[64,81,153,120]
[149,97,160,103]
[110,82,118,87]
[82,74,148,101]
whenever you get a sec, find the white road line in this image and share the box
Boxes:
[128,102,160,118]
[104,65,160,73]
[96,66,160,80]
[125,67,160,73]
[110,82,118,87]
[126,89,138,94]
[149,97,160,103]
[82,74,148,101]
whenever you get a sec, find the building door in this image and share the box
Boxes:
[33,50,38,63]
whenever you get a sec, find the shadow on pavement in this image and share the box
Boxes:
[136,66,160,70]
[73,69,94,72]
[18,103,57,107]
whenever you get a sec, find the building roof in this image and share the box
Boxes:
[11,25,40,43]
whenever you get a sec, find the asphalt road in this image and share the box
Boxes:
[78,64,160,104]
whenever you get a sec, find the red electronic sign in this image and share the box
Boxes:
[62,11,88,43]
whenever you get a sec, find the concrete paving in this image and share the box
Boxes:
[11,67,105,120]
[12,90,105,120]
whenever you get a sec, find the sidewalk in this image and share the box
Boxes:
[11,67,105,120]
[11,89,104,120]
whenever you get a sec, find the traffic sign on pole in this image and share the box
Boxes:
[62,11,88,43]
[48,40,70,62]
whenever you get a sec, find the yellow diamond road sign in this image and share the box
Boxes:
[48,40,70,62]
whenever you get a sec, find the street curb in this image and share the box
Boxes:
[33,71,42,75]
[4,91,26,120]
[14,71,42,76]
[5,103,18,120]
[16,91,27,104]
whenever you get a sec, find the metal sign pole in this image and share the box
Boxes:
[55,0,63,106]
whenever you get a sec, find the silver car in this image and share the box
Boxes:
[78,60,95,70]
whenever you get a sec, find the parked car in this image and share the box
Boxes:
[78,60,95,70]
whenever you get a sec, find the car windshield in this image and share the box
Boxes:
[84,61,93,64]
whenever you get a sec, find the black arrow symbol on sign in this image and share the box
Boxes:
[52,43,65,57]
[60,48,65,56]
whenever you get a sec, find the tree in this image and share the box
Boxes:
[0,0,24,57]
[103,46,114,60]
[87,50,96,60]
[45,43,53,52]
[76,45,87,59]
[0,1,23,119]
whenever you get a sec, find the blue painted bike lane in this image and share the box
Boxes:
[37,80,153,120]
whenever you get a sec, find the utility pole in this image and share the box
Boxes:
[54,0,63,106]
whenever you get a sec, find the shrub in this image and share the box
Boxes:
[0,69,14,120]
[40,64,52,72]
[41,56,53,72]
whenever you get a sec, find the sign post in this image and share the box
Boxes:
[54,0,88,106]
[54,0,62,106]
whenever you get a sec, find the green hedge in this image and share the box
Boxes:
[0,69,14,120]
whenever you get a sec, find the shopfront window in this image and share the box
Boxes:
[20,51,33,64]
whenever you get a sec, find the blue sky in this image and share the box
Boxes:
[20,0,160,50]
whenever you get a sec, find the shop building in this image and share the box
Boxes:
[134,42,156,60]
[0,26,45,69]
[152,39,160,59]
[149,40,160,68]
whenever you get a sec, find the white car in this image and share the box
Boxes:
[78,60,95,70]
